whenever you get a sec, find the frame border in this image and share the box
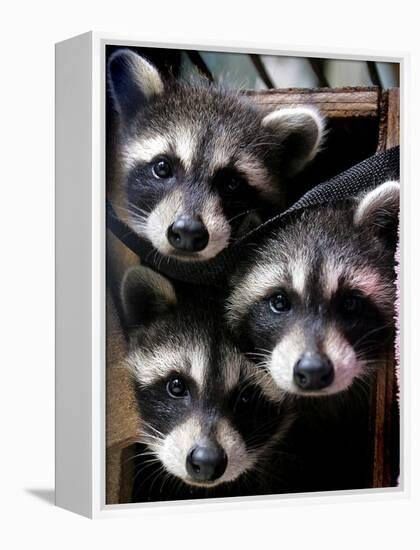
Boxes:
[56,31,408,518]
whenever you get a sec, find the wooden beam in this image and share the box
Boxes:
[377,88,400,151]
[245,86,380,118]
[371,87,400,489]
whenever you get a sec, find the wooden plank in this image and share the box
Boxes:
[371,347,396,488]
[106,288,140,504]
[106,290,140,450]
[246,87,380,118]
[377,88,400,151]
[371,87,400,488]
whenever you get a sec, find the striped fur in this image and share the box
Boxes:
[108,49,324,261]
[227,182,399,397]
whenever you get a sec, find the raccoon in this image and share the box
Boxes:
[226,181,399,397]
[120,265,293,501]
[107,49,324,262]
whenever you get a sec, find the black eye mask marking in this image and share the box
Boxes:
[134,373,197,438]
[213,167,247,196]
[211,167,262,229]
[337,290,366,318]
[124,155,183,217]
[235,273,393,373]
[331,288,393,358]
[228,383,285,451]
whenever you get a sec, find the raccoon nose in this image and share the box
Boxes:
[293,353,334,391]
[167,215,209,252]
[186,443,227,482]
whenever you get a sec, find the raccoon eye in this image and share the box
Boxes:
[239,387,254,404]
[226,175,242,192]
[341,293,365,316]
[166,377,188,398]
[269,291,291,314]
[152,159,172,179]
[214,168,245,194]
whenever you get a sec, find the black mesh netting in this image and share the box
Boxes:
[107,146,399,287]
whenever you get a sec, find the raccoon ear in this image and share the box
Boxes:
[354,180,400,246]
[261,107,324,176]
[107,50,164,120]
[121,266,177,327]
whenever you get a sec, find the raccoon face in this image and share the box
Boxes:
[227,181,399,397]
[108,50,324,261]
[121,266,291,488]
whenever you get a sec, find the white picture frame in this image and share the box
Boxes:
[55,31,406,518]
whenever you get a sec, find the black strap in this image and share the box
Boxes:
[107,146,399,287]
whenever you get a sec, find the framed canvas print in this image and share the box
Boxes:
[55,32,403,518]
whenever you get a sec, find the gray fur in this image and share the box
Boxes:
[121,265,293,489]
[108,50,324,261]
[227,181,399,397]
